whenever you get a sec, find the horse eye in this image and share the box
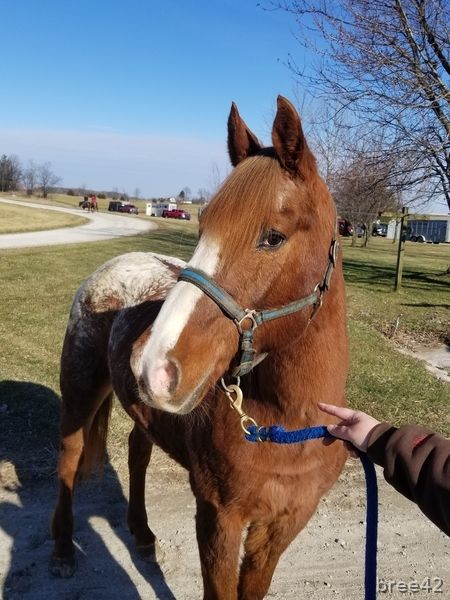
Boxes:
[258,229,286,249]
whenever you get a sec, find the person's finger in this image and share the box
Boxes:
[318,402,356,420]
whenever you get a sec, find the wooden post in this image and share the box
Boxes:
[394,207,408,291]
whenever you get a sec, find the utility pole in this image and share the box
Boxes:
[394,207,408,291]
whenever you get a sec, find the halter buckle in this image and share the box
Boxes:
[235,309,258,334]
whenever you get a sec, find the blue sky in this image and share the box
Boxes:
[1,0,308,198]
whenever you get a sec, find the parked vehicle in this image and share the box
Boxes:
[407,218,450,243]
[118,204,139,214]
[338,218,353,237]
[108,201,123,212]
[147,201,177,216]
[162,209,191,220]
[372,223,388,237]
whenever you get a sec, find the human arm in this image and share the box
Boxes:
[318,403,450,536]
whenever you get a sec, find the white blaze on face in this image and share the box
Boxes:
[135,235,220,406]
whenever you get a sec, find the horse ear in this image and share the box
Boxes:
[272,96,316,179]
[227,102,262,167]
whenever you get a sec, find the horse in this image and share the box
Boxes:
[50,96,349,599]
[79,199,94,211]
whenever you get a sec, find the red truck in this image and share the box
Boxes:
[162,209,191,220]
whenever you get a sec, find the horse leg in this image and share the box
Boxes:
[238,502,319,600]
[50,389,112,577]
[50,423,84,577]
[127,423,161,561]
[195,499,243,600]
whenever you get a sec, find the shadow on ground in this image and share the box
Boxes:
[0,380,175,600]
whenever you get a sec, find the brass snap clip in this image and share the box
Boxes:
[220,378,258,435]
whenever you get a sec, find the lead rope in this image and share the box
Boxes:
[222,380,378,600]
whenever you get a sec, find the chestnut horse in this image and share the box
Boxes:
[51,96,348,599]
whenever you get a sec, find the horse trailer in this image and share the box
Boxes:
[146,200,177,217]
[407,217,450,243]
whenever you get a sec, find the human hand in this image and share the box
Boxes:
[318,403,381,453]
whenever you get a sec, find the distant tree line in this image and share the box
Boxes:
[1,152,214,205]
[0,154,60,198]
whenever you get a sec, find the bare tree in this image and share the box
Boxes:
[37,162,60,198]
[333,153,401,246]
[271,0,450,210]
[0,154,22,192]
[209,161,230,194]
[23,161,38,195]
[197,188,211,203]
[305,102,361,189]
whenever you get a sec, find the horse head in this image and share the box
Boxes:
[132,96,340,414]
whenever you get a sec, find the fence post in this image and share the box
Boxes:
[394,207,409,291]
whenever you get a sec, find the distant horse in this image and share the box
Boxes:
[51,97,348,599]
[79,199,94,211]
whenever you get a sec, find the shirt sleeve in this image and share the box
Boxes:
[366,422,450,536]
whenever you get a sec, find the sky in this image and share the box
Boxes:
[0,0,308,199]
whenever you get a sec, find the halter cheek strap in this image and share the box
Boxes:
[177,238,338,377]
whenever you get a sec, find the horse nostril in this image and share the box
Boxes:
[164,359,179,395]
[147,357,180,400]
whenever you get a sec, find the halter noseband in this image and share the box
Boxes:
[178,238,338,377]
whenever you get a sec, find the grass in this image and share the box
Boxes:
[340,236,449,433]
[0,203,88,233]
[347,320,449,429]
[342,237,450,342]
[0,209,448,478]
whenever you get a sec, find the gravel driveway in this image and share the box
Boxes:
[0,198,155,249]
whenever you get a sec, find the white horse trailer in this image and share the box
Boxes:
[146,201,177,217]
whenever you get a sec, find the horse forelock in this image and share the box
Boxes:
[201,152,332,266]
[201,154,281,259]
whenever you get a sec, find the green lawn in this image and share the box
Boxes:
[341,237,449,434]
[0,223,448,477]
[0,203,88,233]
[342,237,449,341]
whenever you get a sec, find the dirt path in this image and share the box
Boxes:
[0,198,155,248]
[1,447,448,600]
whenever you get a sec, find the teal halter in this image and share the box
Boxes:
[178,238,338,377]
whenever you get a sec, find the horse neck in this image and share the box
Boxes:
[247,269,348,426]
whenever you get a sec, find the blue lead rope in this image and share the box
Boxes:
[246,424,378,600]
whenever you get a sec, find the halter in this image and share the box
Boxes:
[178,237,339,377]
